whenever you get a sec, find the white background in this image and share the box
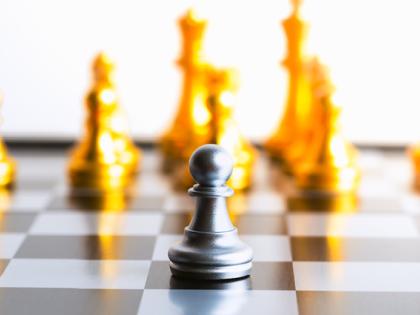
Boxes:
[1,0,420,145]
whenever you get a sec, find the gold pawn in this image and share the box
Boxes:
[160,9,210,169]
[68,52,140,190]
[294,60,360,193]
[265,0,312,163]
[0,93,15,188]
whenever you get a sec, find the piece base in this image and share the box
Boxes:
[169,261,252,280]
[68,165,138,191]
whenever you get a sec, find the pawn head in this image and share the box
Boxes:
[189,144,234,187]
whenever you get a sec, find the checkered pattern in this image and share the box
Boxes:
[0,148,420,315]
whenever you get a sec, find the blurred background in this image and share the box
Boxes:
[0,0,419,146]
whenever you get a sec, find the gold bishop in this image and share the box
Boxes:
[294,60,360,193]
[68,52,140,190]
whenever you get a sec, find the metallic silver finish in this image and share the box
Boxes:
[168,144,253,280]
[189,144,234,187]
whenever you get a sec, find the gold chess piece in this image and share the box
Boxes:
[174,67,256,191]
[160,9,210,170]
[0,93,15,188]
[294,60,360,193]
[408,145,420,190]
[285,57,326,173]
[68,52,140,190]
[265,0,312,163]
[205,67,256,190]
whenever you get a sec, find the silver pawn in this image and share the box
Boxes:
[168,144,253,280]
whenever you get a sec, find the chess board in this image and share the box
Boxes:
[1,146,420,315]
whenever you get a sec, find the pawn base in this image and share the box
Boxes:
[169,228,253,280]
[68,166,138,191]
[296,166,360,194]
[169,261,252,281]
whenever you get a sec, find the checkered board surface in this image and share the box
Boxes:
[1,147,420,315]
